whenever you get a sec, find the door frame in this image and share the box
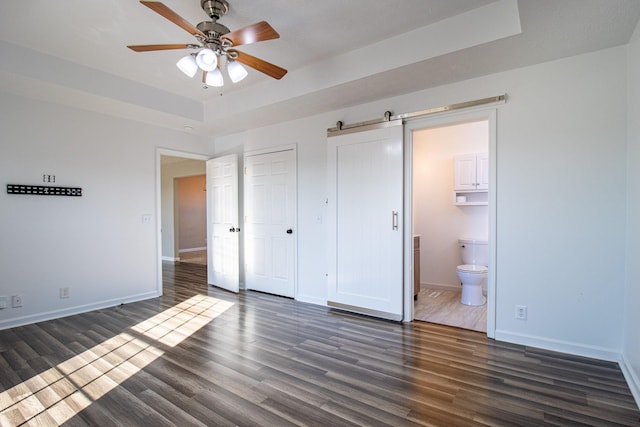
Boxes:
[156,148,210,296]
[243,144,298,298]
[402,108,497,338]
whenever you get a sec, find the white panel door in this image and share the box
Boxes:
[244,149,296,297]
[206,154,239,293]
[327,122,404,320]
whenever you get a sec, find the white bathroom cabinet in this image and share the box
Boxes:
[454,153,488,190]
[454,153,488,205]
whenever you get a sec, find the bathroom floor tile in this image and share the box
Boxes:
[414,287,487,332]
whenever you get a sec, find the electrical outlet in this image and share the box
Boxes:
[515,305,527,320]
[12,295,23,308]
[60,287,70,299]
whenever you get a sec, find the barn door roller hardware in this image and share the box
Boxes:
[328,94,506,137]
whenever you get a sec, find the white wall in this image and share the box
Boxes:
[492,48,627,359]
[624,20,640,403]
[214,45,628,360]
[413,121,489,289]
[0,93,210,329]
[0,40,632,376]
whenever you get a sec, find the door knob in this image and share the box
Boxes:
[286,229,293,234]
[229,227,236,232]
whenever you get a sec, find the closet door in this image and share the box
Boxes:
[244,149,296,298]
[327,121,403,320]
[206,154,239,293]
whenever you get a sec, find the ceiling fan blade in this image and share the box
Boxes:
[127,43,192,52]
[140,1,205,37]
[231,50,287,80]
[222,21,279,46]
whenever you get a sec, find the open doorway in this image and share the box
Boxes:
[160,156,206,263]
[174,174,207,265]
[157,151,208,294]
[411,119,490,333]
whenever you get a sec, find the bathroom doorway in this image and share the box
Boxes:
[411,118,490,333]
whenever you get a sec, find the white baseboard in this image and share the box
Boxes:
[494,329,620,362]
[178,247,206,253]
[620,353,640,409]
[162,255,178,262]
[467,329,639,408]
[0,291,160,331]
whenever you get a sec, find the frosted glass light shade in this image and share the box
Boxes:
[227,60,248,83]
[176,55,198,77]
[205,68,224,87]
[196,48,217,71]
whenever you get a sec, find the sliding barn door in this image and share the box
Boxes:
[327,121,404,320]
[206,154,240,293]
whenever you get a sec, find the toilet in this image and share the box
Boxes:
[456,238,488,306]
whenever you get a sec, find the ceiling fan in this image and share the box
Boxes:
[127,0,287,88]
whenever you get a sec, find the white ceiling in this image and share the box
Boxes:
[1,0,639,136]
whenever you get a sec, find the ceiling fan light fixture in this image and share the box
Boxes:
[205,68,224,87]
[127,1,287,89]
[196,48,217,71]
[227,60,248,83]
[176,54,198,78]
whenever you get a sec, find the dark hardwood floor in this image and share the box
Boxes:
[1,261,639,426]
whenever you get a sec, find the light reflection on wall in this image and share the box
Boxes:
[0,295,233,425]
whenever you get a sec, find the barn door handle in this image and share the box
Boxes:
[286,229,293,234]
[392,211,399,230]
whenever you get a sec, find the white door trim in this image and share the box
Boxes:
[244,143,297,158]
[402,108,498,338]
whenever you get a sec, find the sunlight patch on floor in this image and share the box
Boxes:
[0,295,233,426]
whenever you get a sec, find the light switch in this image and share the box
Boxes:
[142,214,152,224]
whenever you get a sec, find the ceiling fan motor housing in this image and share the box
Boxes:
[201,0,229,20]
[197,21,230,39]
